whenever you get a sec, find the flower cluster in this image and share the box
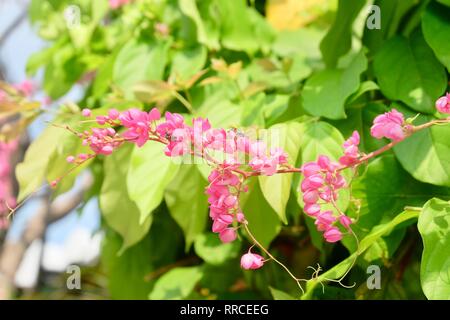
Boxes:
[0,139,19,230]
[370,109,405,141]
[301,155,352,243]
[59,95,448,271]
[339,131,361,166]
[206,165,246,244]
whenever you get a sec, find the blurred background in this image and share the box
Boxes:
[0,0,104,299]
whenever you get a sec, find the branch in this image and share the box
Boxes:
[0,9,28,48]
[0,173,93,299]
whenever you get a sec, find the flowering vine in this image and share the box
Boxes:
[15,92,450,294]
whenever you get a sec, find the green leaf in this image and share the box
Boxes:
[101,228,154,299]
[242,181,281,248]
[149,266,203,300]
[113,39,170,95]
[100,144,152,253]
[269,287,296,300]
[259,122,303,223]
[373,31,447,113]
[331,102,388,153]
[394,114,450,187]
[165,165,208,250]
[43,47,85,99]
[16,125,61,201]
[16,115,89,201]
[302,209,420,299]
[198,96,242,128]
[422,2,450,71]
[127,143,179,224]
[320,0,366,68]
[418,198,450,300]
[179,0,220,49]
[170,45,207,82]
[344,155,449,251]
[346,81,379,105]
[102,210,183,299]
[274,28,323,59]
[302,50,367,119]
[215,1,265,53]
[363,0,419,54]
[92,49,118,99]
[194,233,241,266]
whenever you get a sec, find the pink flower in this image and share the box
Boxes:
[14,79,35,97]
[0,90,6,101]
[324,227,343,243]
[370,109,405,141]
[240,252,265,270]
[270,147,288,164]
[304,203,321,216]
[300,154,348,242]
[82,128,121,155]
[156,112,185,137]
[315,211,336,231]
[219,228,237,243]
[339,131,360,166]
[109,0,131,9]
[302,162,321,177]
[96,116,107,125]
[119,108,160,147]
[339,215,352,229]
[82,109,92,117]
[108,109,120,120]
[66,156,75,163]
[435,93,450,114]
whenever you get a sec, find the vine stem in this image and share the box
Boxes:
[339,118,450,170]
[242,222,307,294]
[172,91,194,114]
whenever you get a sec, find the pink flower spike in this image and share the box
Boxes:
[219,228,237,243]
[81,108,92,117]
